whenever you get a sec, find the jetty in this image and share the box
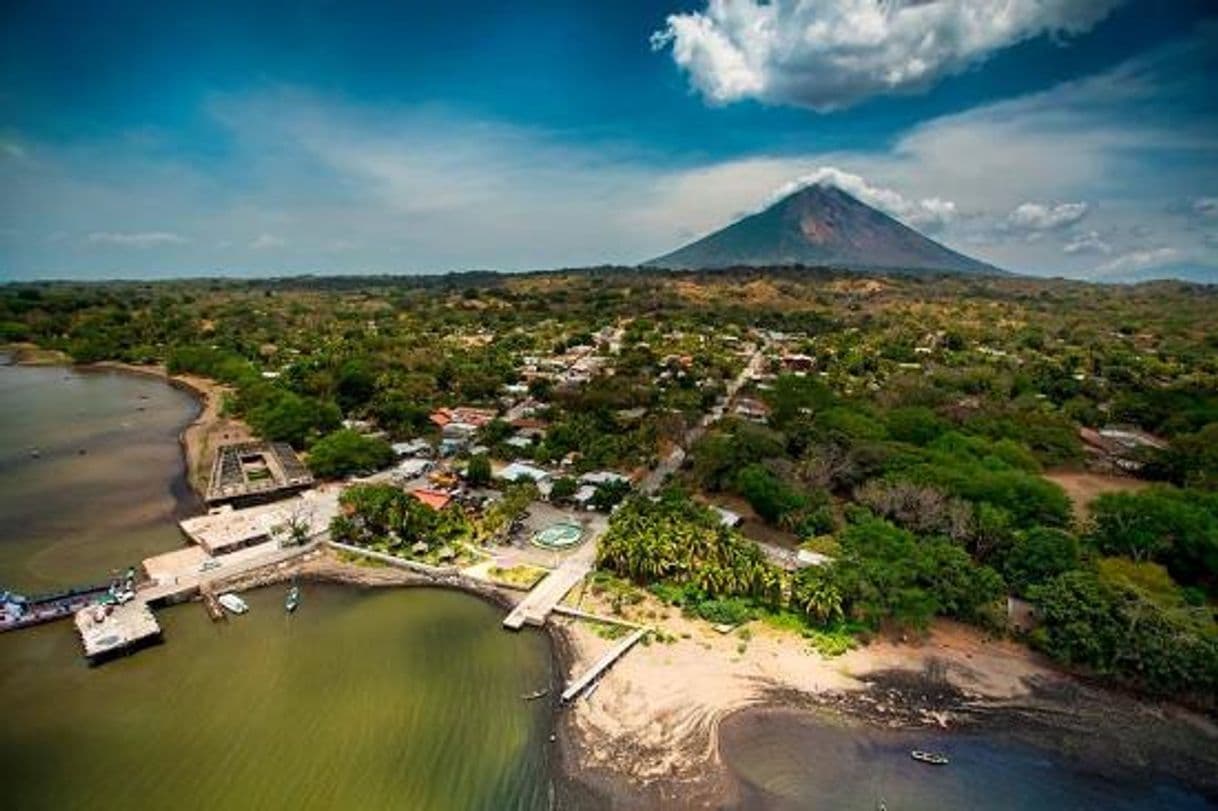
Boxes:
[74,600,162,663]
[503,553,592,630]
[561,627,648,703]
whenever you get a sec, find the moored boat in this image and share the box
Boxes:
[522,688,548,701]
[218,593,249,615]
[910,750,949,766]
[285,585,300,613]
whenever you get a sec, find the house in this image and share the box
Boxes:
[1079,425,1167,472]
[580,470,630,487]
[391,439,432,458]
[733,397,771,423]
[409,488,453,511]
[781,353,815,371]
[496,461,550,484]
[393,458,434,480]
[430,406,497,429]
[572,484,598,508]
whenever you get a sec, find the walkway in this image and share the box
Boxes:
[502,543,595,629]
[561,626,648,703]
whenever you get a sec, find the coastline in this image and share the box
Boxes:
[9,351,1217,807]
[86,360,251,496]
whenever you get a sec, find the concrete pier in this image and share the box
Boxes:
[561,627,647,703]
[74,601,162,663]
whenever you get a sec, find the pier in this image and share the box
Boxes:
[502,553,592,630]
[561,627,648,703]
[74,600,162,663]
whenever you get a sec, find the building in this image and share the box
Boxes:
[409,488,453,511]
[180,487,340,556]
[393,458,434,480]
[391,438,432,458]
[204,441,314,507]
[430,406,497,429]
[733,398,771,423]
[496,461,550,484]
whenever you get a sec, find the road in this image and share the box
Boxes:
[640,340,767,495]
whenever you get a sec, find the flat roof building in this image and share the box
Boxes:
[205,441,314,507]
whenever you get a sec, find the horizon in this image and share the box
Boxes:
[2,1,1217,282]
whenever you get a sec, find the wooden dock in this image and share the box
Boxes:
[561,627,648,703]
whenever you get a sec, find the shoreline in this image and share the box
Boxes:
[9,351,1218,807]
[86,360,251,496]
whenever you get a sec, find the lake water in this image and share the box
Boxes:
[0,360,557,810]
[719,707,1213,810]
[0,361,200,592]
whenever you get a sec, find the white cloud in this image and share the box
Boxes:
[86,231,188,247]
[250,233,286,250]
[774,166,957,231]
[2,27,1214,280]
[1196,197,1218,217]
[652,0,1122,110]
[1007,202,1090,231]
[1094,246,1179,276]
[1063,230,1111,254]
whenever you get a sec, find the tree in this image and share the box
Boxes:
[735,463,807,525]
[550,476,578,501]
[792,566,844,625]
[1003,527,1080,596]
[308,429,394,478]
[466,454,492,486]
[591,478,631,511]
[1089,488,1218,585]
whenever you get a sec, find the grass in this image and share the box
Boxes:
[587,619,631,641]
[487,564,547,589]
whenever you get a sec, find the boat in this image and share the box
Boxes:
[522,688,549,701]
[285,585,300,613]
[910,750,950,766]
[217,593,249,615]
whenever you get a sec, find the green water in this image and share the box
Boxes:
[0,360,558,810]
[2,585,555,810]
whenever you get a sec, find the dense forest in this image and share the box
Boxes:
[3,267,1217,702]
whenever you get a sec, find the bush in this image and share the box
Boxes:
[694,597,755,626]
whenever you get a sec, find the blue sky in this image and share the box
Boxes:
[1,0,1216,280]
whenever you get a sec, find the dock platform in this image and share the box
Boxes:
[503,556,590,630]
[74,601,162,663]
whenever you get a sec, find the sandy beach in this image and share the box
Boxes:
[552,586,1218,808]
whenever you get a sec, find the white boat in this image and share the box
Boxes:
[217,593,249,615]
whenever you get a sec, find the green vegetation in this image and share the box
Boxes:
[4,268,1217,706]
[307,429,394,478]
[331,483,470,559]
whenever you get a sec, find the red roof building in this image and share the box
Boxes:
[409,488,453,511]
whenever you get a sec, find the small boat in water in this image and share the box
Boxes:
[217,593,249,615]
[910,750,950,766]
[522,688,549,701]
[285,584,300,613]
